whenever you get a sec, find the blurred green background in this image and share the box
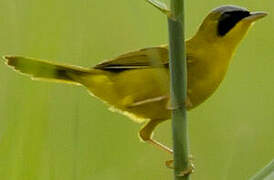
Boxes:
[0,0,273,179]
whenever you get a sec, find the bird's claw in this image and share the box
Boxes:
[177,162,195,177]
[165,159,174,169]
[165,155,195,177]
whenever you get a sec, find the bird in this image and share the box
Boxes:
[2,5,267,154]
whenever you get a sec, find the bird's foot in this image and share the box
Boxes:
[177,163,195,177]
[165,155,195,177]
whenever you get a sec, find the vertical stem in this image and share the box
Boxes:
[168,0,190,180]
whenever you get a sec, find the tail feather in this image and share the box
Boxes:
[3,56,91,85]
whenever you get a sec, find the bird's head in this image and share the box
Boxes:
[194,5,267,48]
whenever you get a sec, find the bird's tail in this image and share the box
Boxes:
[3,56,92,85]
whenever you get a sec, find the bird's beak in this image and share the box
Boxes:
[243,11,268,22]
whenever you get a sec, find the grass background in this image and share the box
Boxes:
[0,0,273,179]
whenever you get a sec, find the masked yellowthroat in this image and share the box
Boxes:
[3,5,267,153]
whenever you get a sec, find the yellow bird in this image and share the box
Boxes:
[3,5,267,154]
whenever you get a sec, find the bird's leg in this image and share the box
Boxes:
[147,139,173,154]
[139,120,195,176]
[139,119,173,154]
[145,0,172,18]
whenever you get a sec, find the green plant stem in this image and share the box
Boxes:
[250,160,274,180]
[168,0,190,180]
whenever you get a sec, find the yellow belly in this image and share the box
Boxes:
[79,68,171,122]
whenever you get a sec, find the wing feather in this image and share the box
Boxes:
[94,45,169,70]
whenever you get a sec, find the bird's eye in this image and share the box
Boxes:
[217,11,250,36]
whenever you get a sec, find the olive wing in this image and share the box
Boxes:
[94,45,169,70]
